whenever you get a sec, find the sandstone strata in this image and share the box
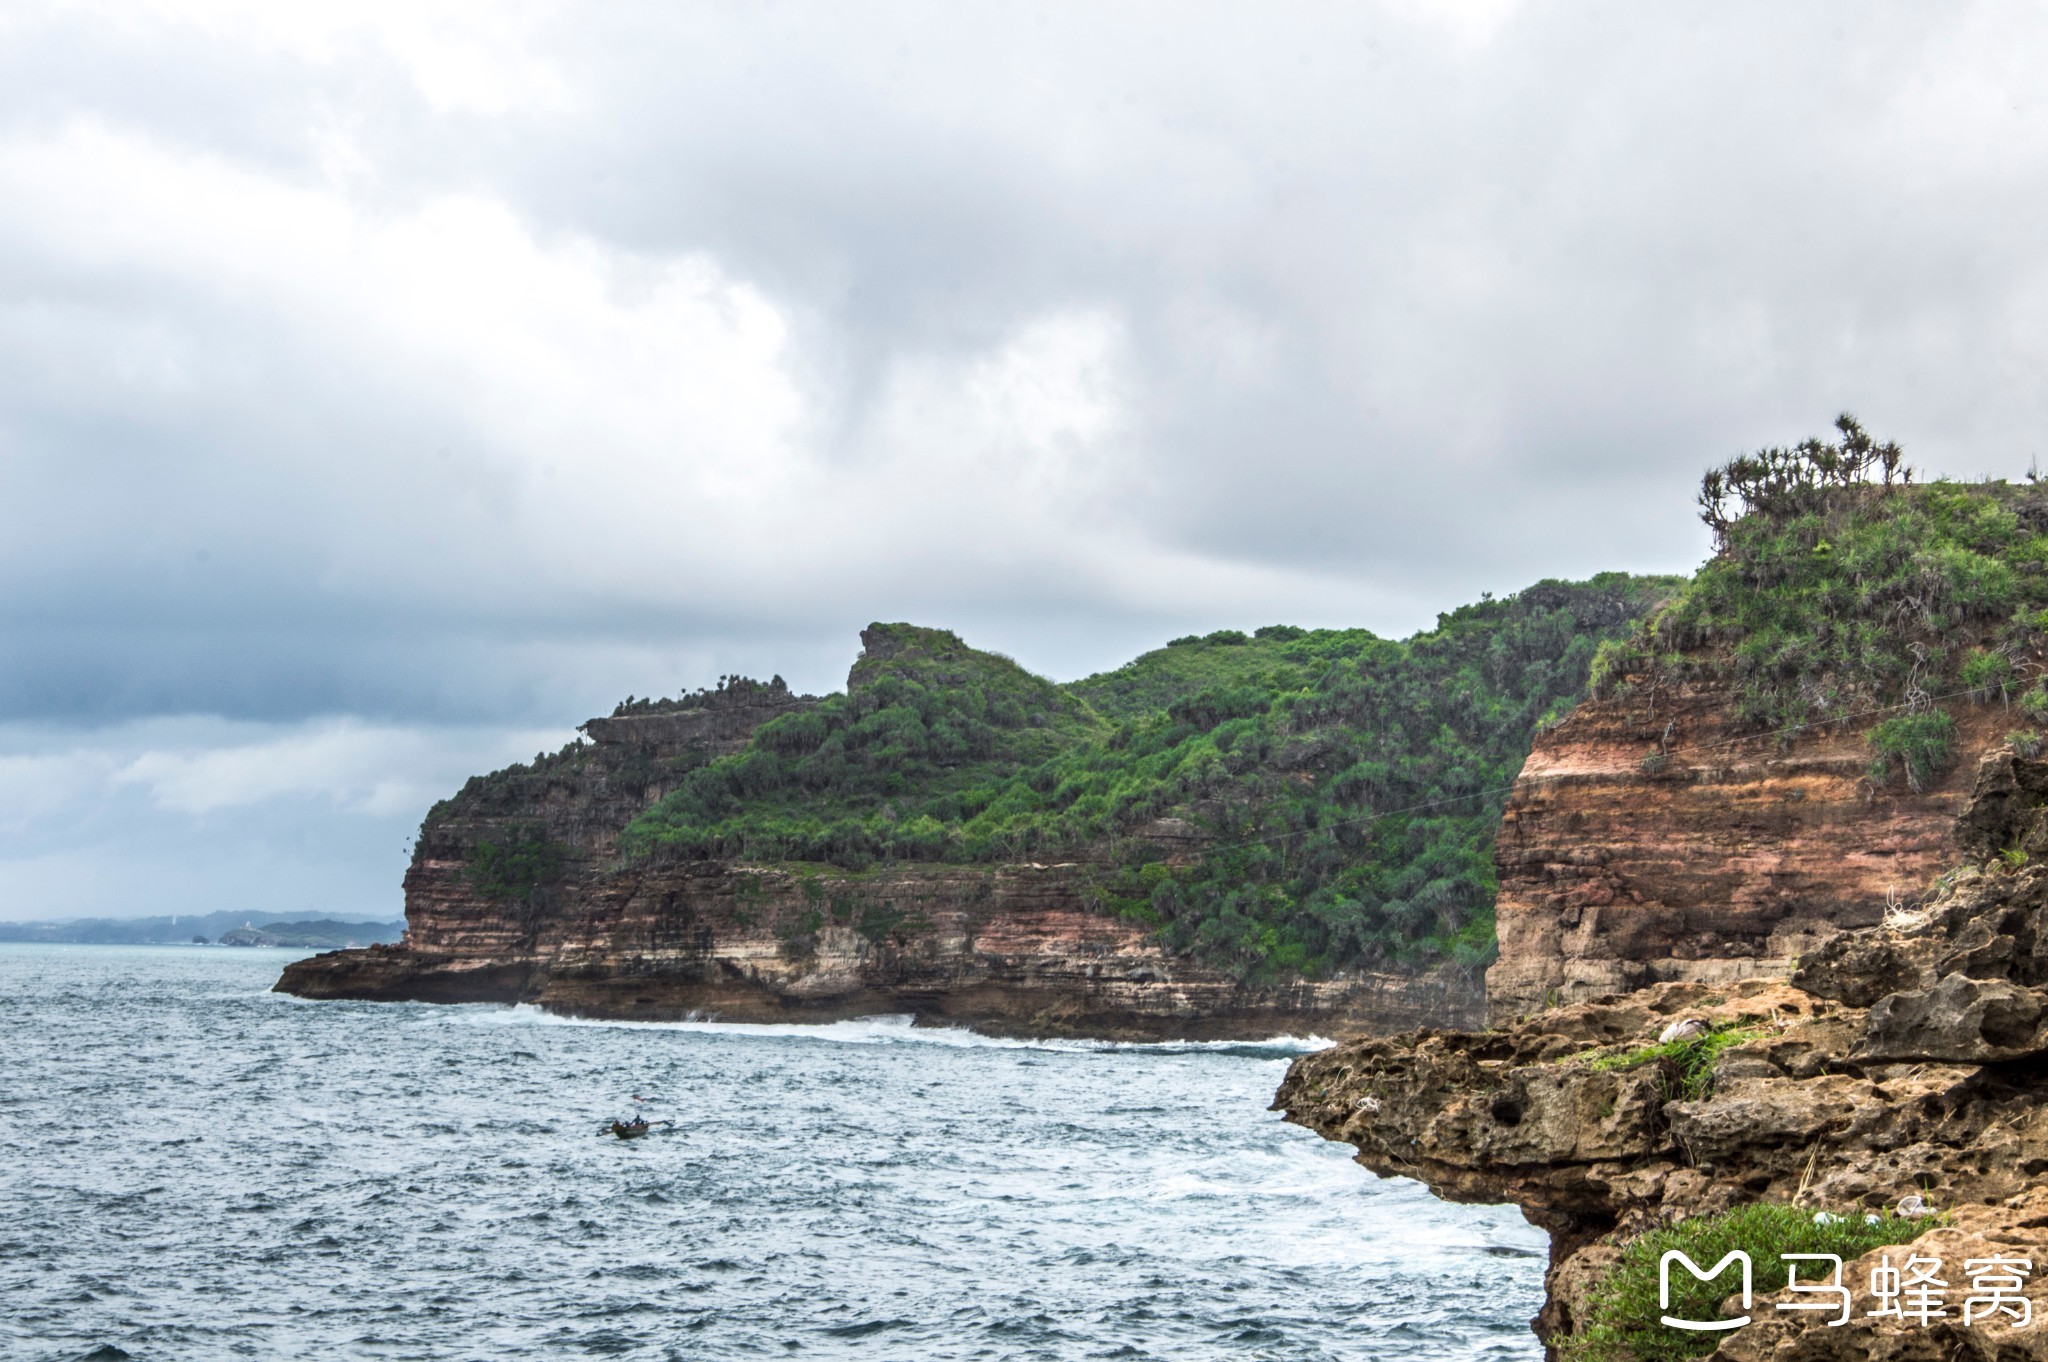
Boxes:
[1277,744,2048,1360]
[1489,680,2010,1019]
[278,677,1479,1039]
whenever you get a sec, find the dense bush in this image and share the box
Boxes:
[467,827,568,903]
[1866,711,1958,792]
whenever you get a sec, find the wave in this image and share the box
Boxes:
[442,1005,1333,1056]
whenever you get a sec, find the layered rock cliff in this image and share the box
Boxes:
[1488,681,2011,1019]
[278,585,1675,1037]
[1277,744,2048,1360]
[277,671,1483,1038]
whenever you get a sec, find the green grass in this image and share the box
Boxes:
[1866,711,1958,791]
[1562,1202,1936,1362]
[611,575,1677,977]
[1587,1023,1764,1101]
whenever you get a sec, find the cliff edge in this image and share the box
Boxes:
[1487,677,2008,1019]
[1278,744,2048,1360]
[276,636,1502,1039]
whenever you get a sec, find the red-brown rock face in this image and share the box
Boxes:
[277,683,1481,1040]
[1487,677,2009,1020]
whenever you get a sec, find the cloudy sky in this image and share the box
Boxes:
[5,1,2048,921]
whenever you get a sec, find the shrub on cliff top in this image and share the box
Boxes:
[1695,413,1908,550]
[1564,1202,1933,1362]
[1616,419,2048,737]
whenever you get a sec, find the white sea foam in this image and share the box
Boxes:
[447,1002,1333,1055]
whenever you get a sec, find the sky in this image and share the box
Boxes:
[5,1,2048,920]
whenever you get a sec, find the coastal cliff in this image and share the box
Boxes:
[279,582,1669,1037]
[1486,447,2048,1021]
[1487,680,2009,1019]
[1278,444,2048,1358]
[1277,743,2048,1360]
[276,645,1498,1039]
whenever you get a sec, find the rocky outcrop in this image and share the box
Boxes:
[1488,680,2011,1019]
[1276,745,2048,1360]
[277,673,1481,1039]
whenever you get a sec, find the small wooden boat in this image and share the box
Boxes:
[609,1117,650,1139]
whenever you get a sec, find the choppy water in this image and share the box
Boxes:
[0,944,1546,1361]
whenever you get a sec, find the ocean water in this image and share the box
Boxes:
[0,944,1547,1361]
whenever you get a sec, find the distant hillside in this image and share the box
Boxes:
[215,919,407,948]
[0,911,405,946]
[619,575,1679,977]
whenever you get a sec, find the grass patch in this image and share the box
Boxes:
[1562,1202,1935,1362]
[1867,711,1958,792]
[1587,1022,1764,1101]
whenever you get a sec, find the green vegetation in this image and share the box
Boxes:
[1866,711,1958,792]
[613,624,1107,866]
[620,578,1676,976]
[467,826,568,904]
[1604,416,2048,781]
[1587,1022,1764,1101]
[1563,1202,1935,1362]
[1065,623,1348,720]
[609,673,793,717]
[1664,418,2048,728]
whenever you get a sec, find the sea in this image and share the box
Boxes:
[0,944,1548,1361]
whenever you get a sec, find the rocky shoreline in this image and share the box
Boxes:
[275,678,1484,1040]
[276,875,1483,1041]
[1276,745,2048,1360]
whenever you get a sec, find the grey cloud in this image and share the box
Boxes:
[442,3,2047,581]
[4,2,2048,917]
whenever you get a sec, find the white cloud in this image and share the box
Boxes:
[108,718,568,816]
[44,0,574,114]
[0,717,573,919]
